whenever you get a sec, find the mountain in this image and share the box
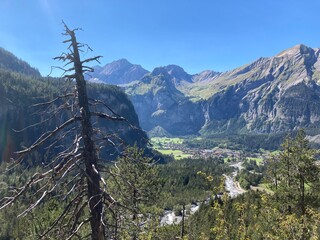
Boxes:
[3,44,320,140]
[123,44,320,136]
[0,50,147,163]
[125,66,205,135]
[89,58,149,85]
[0,47,41,77]
[200,44,320,134]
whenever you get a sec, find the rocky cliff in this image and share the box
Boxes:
[126,67,205,135]
[122,44,320,136]
[201,44,320,134]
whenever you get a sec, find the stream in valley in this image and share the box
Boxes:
[161,161,246,225]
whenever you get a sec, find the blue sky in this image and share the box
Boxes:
[0,0,320,76]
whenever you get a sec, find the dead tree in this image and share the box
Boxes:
[60,23,106,240]
[0,23,128,239]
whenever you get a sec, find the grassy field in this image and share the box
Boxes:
[150,137,191,160]
[270,150,280,155]
[156,149,192,160]
[223,157,234,163]
[252,183,274,194]
[246,157,264,165]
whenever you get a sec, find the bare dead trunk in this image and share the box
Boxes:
[68,29,105,240]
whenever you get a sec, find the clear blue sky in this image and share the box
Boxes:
[0,0,320,76]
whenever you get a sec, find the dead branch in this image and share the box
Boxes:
[66,218,90,240]
[91,112,125,121]
[39,190,86,238]
[16,116,82,155]
[81,56,102,65]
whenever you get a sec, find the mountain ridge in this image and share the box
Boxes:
[3,44,320,137]
[117,44,320,136]
[0,47,41,77]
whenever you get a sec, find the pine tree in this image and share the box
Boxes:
[108,146,161,239]
[268,130,319,215]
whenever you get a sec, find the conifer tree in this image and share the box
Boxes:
[108,146,161,239]
[268,130,319,215]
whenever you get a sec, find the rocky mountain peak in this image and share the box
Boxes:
[89,58,149,85]
[100,59,134,74]
[149,65,192,88]
[276,44,314,58]
[151,67,171,77]
[164,65,192,82]
[265,44,318,87]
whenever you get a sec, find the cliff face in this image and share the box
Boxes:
[123,44,320,136]
[200,44,320,134]
[126,67,205,135]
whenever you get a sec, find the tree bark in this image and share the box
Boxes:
[68,28,105,240]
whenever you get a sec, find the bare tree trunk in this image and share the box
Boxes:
[68,28,105,240]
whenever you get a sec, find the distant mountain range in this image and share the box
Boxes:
[1,44,320,140]
[90,44,320,137]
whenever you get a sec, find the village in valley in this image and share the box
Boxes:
[150,137,270,163]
